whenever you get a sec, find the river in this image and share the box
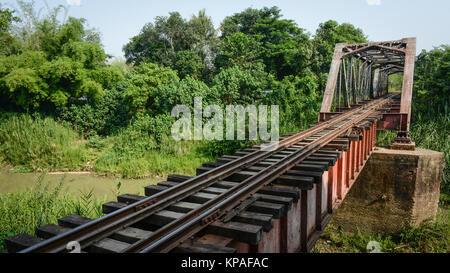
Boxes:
[0,169,161,201]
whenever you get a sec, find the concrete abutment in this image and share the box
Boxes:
[332,147,444,234]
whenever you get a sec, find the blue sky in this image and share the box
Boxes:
[2,0,449,58]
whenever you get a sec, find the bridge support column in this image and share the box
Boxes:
[331,147,444,234]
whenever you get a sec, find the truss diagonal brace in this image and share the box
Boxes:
[320,43,346,114]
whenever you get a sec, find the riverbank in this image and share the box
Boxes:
[0,114,217,179]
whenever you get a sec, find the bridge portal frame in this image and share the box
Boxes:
[319,38,417,145]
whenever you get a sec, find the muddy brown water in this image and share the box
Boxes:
[0,170,162,202]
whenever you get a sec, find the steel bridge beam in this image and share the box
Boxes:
[399,37,416,133]
[320,43,346,114]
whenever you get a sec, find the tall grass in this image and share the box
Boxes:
[0,114,87,171]
[376,131,397,147]
[411,114,449,194]
[376,113,449,196]
[316,208,449,253]
[398,208,450,252]
[0,113,216,178]
[0,174,105,253]
[94,135,215,179]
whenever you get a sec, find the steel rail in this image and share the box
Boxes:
[126,93,398,253]
[21,123,327,253]
[21,93,398,253]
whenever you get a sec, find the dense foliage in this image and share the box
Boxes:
[414,45,449,116]
[57,87,128,137]
[0,5,20,55]
[219,7,312,79]
[0,5,124,112]
[123,10,218,82]
[412,45,450,195]
[311,20,367,75]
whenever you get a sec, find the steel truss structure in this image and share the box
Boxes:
[319,38,416,144]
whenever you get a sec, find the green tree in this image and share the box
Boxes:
[188,10,219,70]
[153,75,217,114]
[122,63,179,118]
[220,6,311,79]
[211,63,268,105]
[312,20,367,75]
[414,45,450,116]
[215,32,262,69]
[174,50,205,79]
[123,10,218,81]
[0,6,122,112]
[0,6,17,32]
[123,12,191,66]
[265,73,320,130]
[0,6,21,55]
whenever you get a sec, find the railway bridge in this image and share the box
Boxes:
[6,38,445,253]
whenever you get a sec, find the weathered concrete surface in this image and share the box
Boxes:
[391,142,416,151]
[332,147,444,234]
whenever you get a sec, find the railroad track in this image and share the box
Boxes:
[6,93,400,253]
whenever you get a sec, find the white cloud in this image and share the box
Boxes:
[67,0,81,6]
[366,0,381,5]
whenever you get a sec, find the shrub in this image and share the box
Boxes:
[85,134,108,150]
[265,73,320,131]
[153,75,218,114]
[174,50,205,79]
[93,114,175,178]
[130,114,174,145]
[202,139,255,157]
[122,63,179,118]
[211,64,268,105]
[57,87,129,137]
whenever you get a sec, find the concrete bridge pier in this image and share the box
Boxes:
[331,147,444,234]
